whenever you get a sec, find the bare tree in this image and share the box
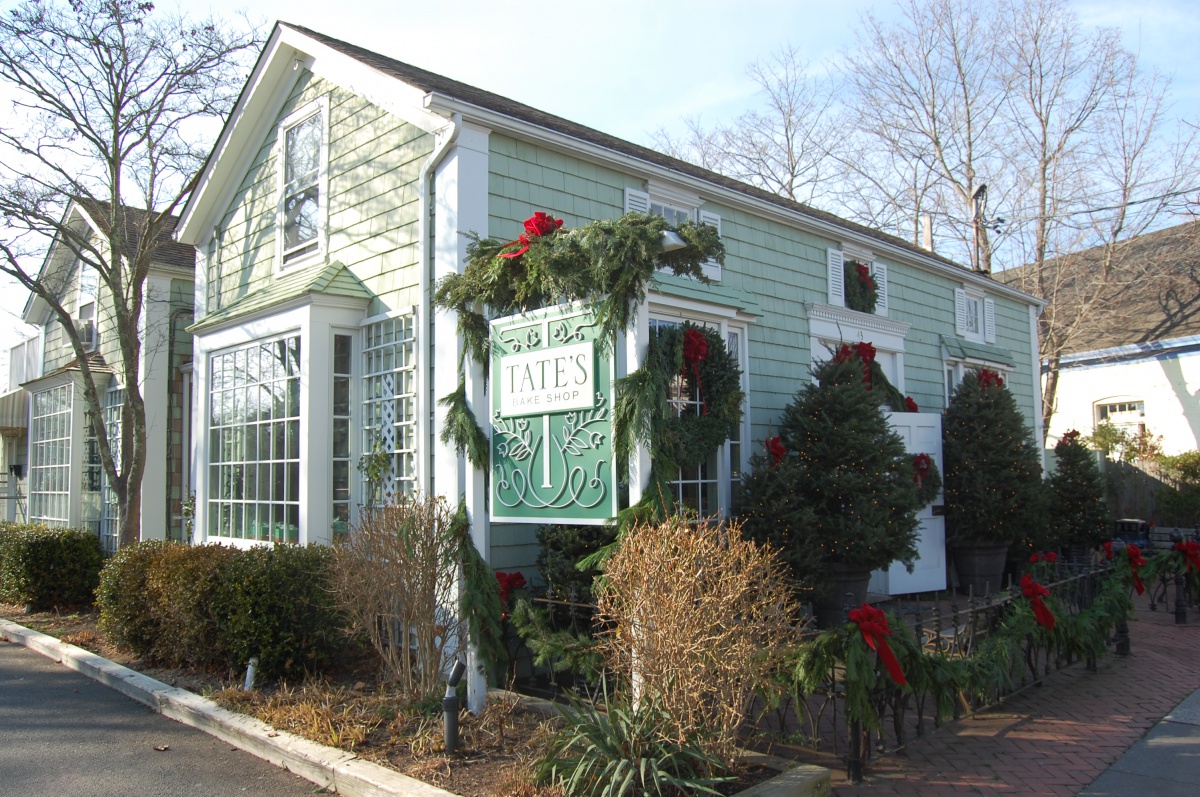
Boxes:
[653,47,845,206]
[0,0,259,545]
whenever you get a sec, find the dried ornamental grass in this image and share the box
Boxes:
[594,518,799,762]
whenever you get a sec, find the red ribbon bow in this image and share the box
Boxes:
[977,369,1005,389]
[682,327,709,414]
[1021,574,1056,631]
[766,436,786,467]
[904,396,919,412]
[1175,541,1200,573]
[1103,541,1114,560]
[912,453,932,488]
[1029,550,1058,564]
[855,263,876,291]
[848,603,907,686]
[498,212,563,259]
[1127,544,1147,595]
[496,571,527,605]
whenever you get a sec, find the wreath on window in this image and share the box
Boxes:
[844,260,878,314]
[614,323,744,481]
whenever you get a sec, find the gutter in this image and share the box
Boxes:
[417,114,460,494]
[421,92,1043,310]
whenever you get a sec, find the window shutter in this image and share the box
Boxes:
[871,262,888,316]
[984,297,996,343]
[625,187,650,214]
[698,209,722,280]
[954,288,968,335]
[827,248,845,307]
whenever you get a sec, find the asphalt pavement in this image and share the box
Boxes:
[0,638,316,797]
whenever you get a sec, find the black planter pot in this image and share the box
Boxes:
[951,541,1010,596]
[811,563,873,629]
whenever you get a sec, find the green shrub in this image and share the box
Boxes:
[0,524,103,610]
[536,524,614,628]
[212,544,343,679]
[143,543,235,668]
[97,540,176,657]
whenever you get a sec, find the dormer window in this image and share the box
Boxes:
[954,286,996,344]
[826,247,889,316]
[278,98,328,268]
[77,262,98,350]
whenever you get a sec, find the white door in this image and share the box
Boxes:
[868,412,946,595]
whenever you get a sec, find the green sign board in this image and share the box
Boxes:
[490,304,617,524]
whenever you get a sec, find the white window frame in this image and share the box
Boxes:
[626,186,722,281]
[827,245,888,317]
[806,302,910,390]
[276,97,330,271]
[647,295,752,517]
[955,286,996,344]
[944,361,1008,408]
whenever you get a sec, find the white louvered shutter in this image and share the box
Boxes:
[698,209,722,280]
[984,297,997,344]
[827,248,845,307]
[871,262,888,316]
[625,187,650,214]
[954,288,968,335]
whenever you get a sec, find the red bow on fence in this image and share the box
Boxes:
[1127,544,1147,596]
[682,327,709,414]
[848,603,907,686]
[1103,541,1114,560]
[1175,541,1200,573]
[1020,574,1056,631]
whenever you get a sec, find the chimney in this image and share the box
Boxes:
[921,214,934,252]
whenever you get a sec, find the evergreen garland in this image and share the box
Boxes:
[434,212,724,370]
[450,500,507,679]
[843,260,878,314]
[438,380,490,470]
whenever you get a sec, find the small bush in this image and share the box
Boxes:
[333,496,463,702]
[143,543,235,668]
[0,523,103,610]
[595,518,798,764]
[97,540,177,657]
[212,544,343,679]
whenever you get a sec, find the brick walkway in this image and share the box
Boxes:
[830,600,1200,796]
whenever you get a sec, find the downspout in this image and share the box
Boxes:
[166,306,193,542]
[417,113,460,494]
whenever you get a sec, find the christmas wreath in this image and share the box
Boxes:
[912,452,942,506]
[844,260,878,314]
[614,322,744,480]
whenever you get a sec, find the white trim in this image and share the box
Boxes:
[984,297,997,344]
[827,248,845,307]
[275,95,330,271]
[806,302,910,353]
[871,261,889,317]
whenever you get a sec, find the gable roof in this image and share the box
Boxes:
[996,220,1200,355]
[24,202,195,325]
[178,22,1040,309]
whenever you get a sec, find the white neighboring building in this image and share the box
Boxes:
[1048,335,1200,455]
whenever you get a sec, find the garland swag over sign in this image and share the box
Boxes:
[434,210,730,526]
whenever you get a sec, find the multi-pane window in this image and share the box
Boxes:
[208,336,302,542]
[649,318,721,516]
[280,106,323,265]
[332,334,352,535]
[362,315,418,505]
[29,385,71,526]
[1097,400,1146,436]
[99,386,124,554]
[650,200,691,228]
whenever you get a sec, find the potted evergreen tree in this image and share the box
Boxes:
[1047,430,1109,556]
[943,369,1043,594]
[741,345,921,627]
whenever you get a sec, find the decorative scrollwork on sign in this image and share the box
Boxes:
[493,394,610,511]
[498,325,541,353]
[551,317,601,344]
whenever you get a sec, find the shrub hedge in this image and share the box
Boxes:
[96,541,344,679]
[0,522,103,610]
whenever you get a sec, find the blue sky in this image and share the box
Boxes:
[1,0,1197,351]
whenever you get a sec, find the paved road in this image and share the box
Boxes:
[0,638,317,797]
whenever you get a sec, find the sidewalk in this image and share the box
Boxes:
[831,600,1200,796]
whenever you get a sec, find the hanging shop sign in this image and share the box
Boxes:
[490,304,617,524]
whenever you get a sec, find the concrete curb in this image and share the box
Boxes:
[0,618,456,797]
[2,618,830,797]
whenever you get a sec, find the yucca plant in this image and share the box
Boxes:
[536,679,732,797]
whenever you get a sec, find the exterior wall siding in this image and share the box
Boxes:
[209,72,431,318]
